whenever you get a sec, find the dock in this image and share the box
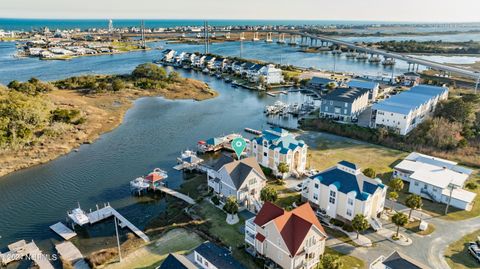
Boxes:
[0,240,54,269]
[158,186,196,205]
[55,242,90,269]
[50,222,77,240]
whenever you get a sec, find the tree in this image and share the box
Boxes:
[111,79,125,92]
[223,196,238,215]
[391,212,408,238]
[362,168,376,178]
[388,191,399,211]
[319,253,342,269]
[277,162,289,178]
[351,214,369,239]
[388,178,404,192]
[132,63,167,80]
[405,194,423,220]
[260,186,278,203]
[168,71,180,82]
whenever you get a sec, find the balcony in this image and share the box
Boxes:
[245,231,255,246]
[245,217,256,233]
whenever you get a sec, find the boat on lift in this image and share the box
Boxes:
[68,205,90,226]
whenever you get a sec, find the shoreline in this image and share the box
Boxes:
[0,80,218,178]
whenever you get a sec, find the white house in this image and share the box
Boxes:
[207,156,266,212]
[302,161,387,229]
[372,84,449,135]
[162,49,176,62]
[259,64,284,84]
[248,128,308,178]
[194,242,245,269]
[194,55,206,67]
[393,152,476,211]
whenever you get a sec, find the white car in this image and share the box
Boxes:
[295,182,304,192]
[468,242,480,262]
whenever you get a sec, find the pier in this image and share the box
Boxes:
[55,242,90,269]
[158,186,196,205]
[0,240,54,269]
[50,222,77,240]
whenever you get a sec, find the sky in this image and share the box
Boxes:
[1,0,480,23]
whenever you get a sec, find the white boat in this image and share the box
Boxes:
[68,207,90,226]
[130,177,150,189]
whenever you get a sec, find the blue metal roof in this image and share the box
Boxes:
[339,160,358,170]
[194,242,245,269]
[347,79,379,90]
[254,128,306,153]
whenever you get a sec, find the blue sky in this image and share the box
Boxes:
[1,0,479,22]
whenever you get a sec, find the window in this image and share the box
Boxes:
[325,106,329,111]
[196,255,203,263]
[329,197,335,204]
[330,101,333,105]
[204,261,209,267]
[314,183,319,189]
[347,209,352,216]
[433,187,437,192]
[414,181,419,186]
[344,109,347,114]
[329,190,336,198]
[263,152,267,157]
[313,193,318,200]
[249,178,256,185]
[344,103,348,107]
[348,198,353,206]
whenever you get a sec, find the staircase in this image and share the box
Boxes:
[368,217,382,231]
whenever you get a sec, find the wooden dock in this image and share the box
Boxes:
[158,186,196,205]
[0,240,54,269]
[55,242,90,269]
[86,205,150,242]
[50,222,77,240]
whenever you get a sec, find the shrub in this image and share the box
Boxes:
[211,195,220,205]
[329,219,344,227]
[466,182,477,190]
[342,223,354,233]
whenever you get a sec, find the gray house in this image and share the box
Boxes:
[309,76,337,90]
[320,87,370,122]
[207,156,266,212]
[347,79,380,101]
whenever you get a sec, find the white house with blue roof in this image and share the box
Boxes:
[372,84,448,135]
[248,128,307,178]
[302,161,387,227]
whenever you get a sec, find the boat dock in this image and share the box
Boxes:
[244,128,262,135]
[0,240,54,269]
[158,186,196,205]
[197,133,243,153]
[50,222,77,240]
[55,242,90,269]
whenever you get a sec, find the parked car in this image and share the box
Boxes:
[468,242,480,262]
[315,208,329,219]
[295,182,303,192]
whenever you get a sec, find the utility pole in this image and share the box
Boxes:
[114,216,122,262]
[444,183,456,215]
[204,21,209,54]
[475,74,479,94]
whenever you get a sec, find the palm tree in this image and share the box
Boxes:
[405,194,423,220]
[351,214,369,239]
[388,191,399,211]
[392,212,408,238]
[277,162,289,178]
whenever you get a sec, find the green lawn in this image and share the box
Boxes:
[325,247,365,269]
[445,230,480,269]
[267,181,302,209]
[104,228,203,269]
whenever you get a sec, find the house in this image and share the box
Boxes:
[240,62,256,76]
[194,55,206,67]
[308,77,337,90]
[213,57,227,70]
[302,161,387,227]
[160,253,198,269]
[207,156,266,212]
[369,251,431,269]
[258,64,284,84]
[248,128,308,178]
[162,49,176,62]
[400,72,421,86]
[193,241,245,269]
[245,202,327,269]
[372,85,448,135]
[203,55,216,68]
[247,64,264,82]
[319,87,370,122]
[347,79,380,101]
[393,152,476,211]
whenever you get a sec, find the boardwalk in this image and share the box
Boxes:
[50,222,77,240]
[55,242,90,269]
[86,205,150,242]
[0,240,54,269]
[158,186,196,205]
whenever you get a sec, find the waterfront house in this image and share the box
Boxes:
[194,241,245,269]
[160,253,198,269]
[194,55,206,67]
[248,128,308,178]
[393,152,475,211]
[308,77,337,90]
[258,64,284,85]
[207,156,266,212]
[347,79,380,101]
[370,251,431,269]
[240,62,256,76]
[245,202,327,269]
[302,161,386,229]
[203,55,216,69]
[400,72,422,86]
[247,64,264,82]
[162,49,176,62]
[372,85,448,135]
[319,87,370,122]
[213,57,227,71]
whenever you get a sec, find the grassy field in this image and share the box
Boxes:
[325,247,366,269]
[104,228,203,269]
[445,230,480,269]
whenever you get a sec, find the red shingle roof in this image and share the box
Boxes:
[255,233,266,242]
[254,202,327,256]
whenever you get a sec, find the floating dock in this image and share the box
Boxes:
[0,240,54,269]
[55,242,90,269]
[50,222,77,240]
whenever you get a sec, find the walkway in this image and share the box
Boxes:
[55,241,90,269]
[0,240,54,269]
[158,186,196,205]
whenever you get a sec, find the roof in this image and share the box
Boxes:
[206,137,223,146]
[382,251,431,269]
[211,155,235,171]
[252,128,306,154]
[347,79,379,90]
[395,152,472,189]
[255,233,266,242]
[160,253,197,269]
[254,202,327,256]
[310,76,335,85]
[323,87,369,103]
[221,157,266,189]
[194,242,245,269]
[312,162,384,201]
[372,85,448,115]
[404,72,421,77]
[442,188,477,203]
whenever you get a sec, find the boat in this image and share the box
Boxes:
[68,207,90,226]
[130,177,149,190]
[224,77,232,83]
[382,58,396,66]
[345,52,358,58]
[216,73,222,79]
[369,56,382,63]
[356,53,369,60]
[202,68,210,74]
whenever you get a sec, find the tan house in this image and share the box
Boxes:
[207,156,266,212]
[302,161,387,230]
[249,128,307,178]
[245,202,327,269]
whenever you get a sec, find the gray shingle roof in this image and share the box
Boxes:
[323,87,369,103]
